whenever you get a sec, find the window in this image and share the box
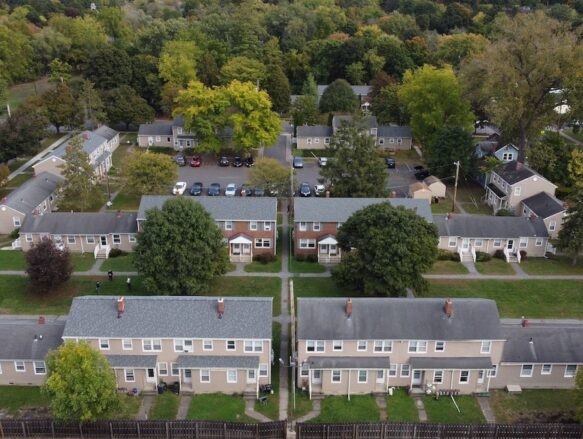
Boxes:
[376,370,384,383]
[397,138,403,144]
[565,365,577,378]
[488,365,497,378]
[358,370,367,383]
[244,340,263,352]
[156,135,162,141]
[250,221,258,231]
[299,239,316,249]
[225,221,233,231]
[389,138,395,144]
[474,239,483,248]
[389,364,398,377]
[113,234,121,244]
[158,362,168,376]
[332,370,341,383]
[448,237,457,248]
[337,222,343,229]
[480,341,492,354]
[13,217,21,227]
[493,239,502,248]
[227,369,237,383]
[299,222,307,232]
[459,370,470,384]
[14,361,25,372]
[86,236,95,244]
[31,361,45,375]
[433,370,443,384]
[373,340,392,353]
[314,137,320,144]
[129,234,136,243]
[174,339,193,352]
[313,222,321,231]
[357,340,367,351]
[332,340,343,351]
[67,236,76,244]
[519,238,528,248]
[259,364,268,377]
[379,138,385,145]
[307,138,312,144]
[514,186,521,196]
[0,363,3,374]
[536,238,543,246]
[143,339,162,352]
[502,152,513,161]
[264,222,272,231]
[122,339,133,350]
[300,362,310,377]
[549,221,557,231]
[125,369,135,382]
[306,340,325,352]
[25,234,33,242]
[99,339,110,350]
[324,138,330,144]
[435,341,446,352]
[255,238,272,248]
[203,339,213,351]
[200,369,210,383]
[247,369,257,383]
[171,363,179,376]
[400,364,410,377]
[226,340,236,351]
[541,364,552,375]
[408,341,427,353]
[520,364,533,377]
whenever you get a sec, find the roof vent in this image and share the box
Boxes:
[117,296,125,318]
[529,337,534,344]
[217,298,225,319]
[444,298,453,318]
[39,334,43,340]
[116,210,122,219]
[345,298,352,318]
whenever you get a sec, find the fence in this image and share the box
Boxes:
[296,422,583,439]
[0,419,286,439]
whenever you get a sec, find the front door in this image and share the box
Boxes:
[462,238,470,250]
[184,369,192,384]
[507,239,514,250]
[312,370,322,384]
[412,370,423,386]
[242,243,251,255]
[100,235,107,246]
[232,243,241,255]
[477,370,485,384]
[146,368,156,384]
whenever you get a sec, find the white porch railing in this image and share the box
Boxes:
[516,250,522,263]
[503,247,510,262]
[470,246,476,263]
[94,244,111,259]
[230,254,252,263]
[318,254,342,264]
[11,238,21,249]
[457,246,475,262]
[546,243,557,255]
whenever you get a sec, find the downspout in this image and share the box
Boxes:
[451,370,454,389]
[486,371,491,392]
[347,369,351,401]
[309,369,312,400]
[80,235,84,254]
[256,368,260,399]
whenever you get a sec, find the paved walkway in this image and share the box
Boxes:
[414,398,428,422]
[7,133,72,181]
[244,398,272,422]
[137,395,155,420]
[295,399,321,423]
[559,129,583,146]
[376,395,387,421]
[462,261,478,274]
[176,395,191,420]
[278,199,291,422]
[477,397,496,424]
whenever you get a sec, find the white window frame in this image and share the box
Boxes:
[125,369,135,382]
[122,338,133,350]
[34,361,46,375]
[25,234,33,242]
[203,339,213,351]
[488,365,497,378]
[306,340,325,353]
[299,222,307,232]
[388,364,397,377]
[113,234,121,244]
[307,138,312,144]
[514,186,521,196]
[129,234,136,243]
[14,361,25,372]
[158,362,168,376]
[519,237,528,248]
[332,340,343,351]
[67,236,76,244]
[549,221,557,231]
[493,239,502,248]
[225,221,233,231]
[374,340,392,353]
[200,369,211,383]
[331,370,341,383]
[259,363,268,377]
[459,370,470,384]
[408,341,427,353]
[86,236,96,244]
[565,365,577,378]
[255,238,272,248]
[244,340,263,353]
[300,362,309,377]
[171,363,179,376]
[541,364,552,375]
[227,369,237,383]
[264,222,272,231]
[480,341,492,354]
[250,221,258,231]
[312,222,321,232]
[324,137,330,144]
[474,239,483,248]
[433,370,444,384]
[142,339,162,352]
[299,239,316,249]
[247,369,257,383]
[357,370,367,383]
[226,340,236,351]
[435,341,446,352]
[357,340,367,351]
[0,363,3,374]
[448,237,457,248]
[400,364,410,377]
[535,238,543,246]
[99,338,110,350]
[376,370,385,383]
[520,364,533,377]
[13,216,21,227]
[174,339,193,353]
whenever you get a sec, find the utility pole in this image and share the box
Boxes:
[452,160,460,213]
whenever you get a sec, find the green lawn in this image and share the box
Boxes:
[149,393,179,420]
[430,202,456,214]
[40,134,63,148]
[426,279,583,318]
[186,394,255,422]
[111,191,142,211]
[209,277,281,316]
[71,254,96,272]
[293,277,356,300]
[6,172,34,188]
[290,390,313,420]
[489,389,578,424]
[0,251,94,272]
[7,77,54,110]
[245,227,282,273]
[108,395,143,420]
[475,259,515,275]
[100,254,136,272]
[289,258,327,273]
[423,395,486,424]
[564,127,583,143]
[0,386,51,416]
[520,256,583,275]
[310,395,380,423]
[429,260,468,275]
[255,322,280,420]
[7,158,30,172]
[461,202,492,215]
[386,389,419,422]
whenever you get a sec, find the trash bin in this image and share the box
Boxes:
[157,383,167,394]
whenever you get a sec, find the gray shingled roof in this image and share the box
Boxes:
[332,115,377,131]
[3,172,64,214]
[522,192,566,219]
[410,357,493,370]
[493,161,551,186]
[501,323,583,364]
[93,125,118,141]
[317,85,371,97]
[307,356,389,369]
[487,183,506,199]
[64,296,272,339]
[433,214,548,239]
[296,125,332,137]
[138,122,174,136]
[0,317,64,360]
[137,196,277,222]
[20,212,138,235]
[297,298,503,341]
[52,131,108,160]
[378,126,412,138]
[293,198,432,223]
[176,355,260,369]
[107,355,157,368]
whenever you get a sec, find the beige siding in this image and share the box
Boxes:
[377,137,412,150]
[0,205,25,234]
[33,157,65,178]
[492,364,580,389]
[437,236,547,257]
[427,182,446,198]
[507,176,556,210]
[542,212,565,239]
[410,188,433,201]
[296,137,329,150]
[138,135,174,148]
[113,368,152,392]
[0,360,46,386]
[20,233,136,253]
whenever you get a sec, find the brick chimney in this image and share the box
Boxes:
[217,298,225,319]
[444,298,453,318]
[345,298,352,317]
[117,296,125,318]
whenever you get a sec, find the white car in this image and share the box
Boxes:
[172,181,187,195]
[225,183,237,197]
[314,184,326,196]
[318,157,328,167]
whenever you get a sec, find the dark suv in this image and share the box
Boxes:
[232,156,243,167]
[218,156,229,167]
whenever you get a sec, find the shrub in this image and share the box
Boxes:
[306,254,318,263]
[437,249,454,260]
[475,251,492,262]
[9,228,20,240]
[253,253,276,264]
[453,252,461,261]
[495,209,514,216]
[295,254,306,262]
[493,249,505,260]
[108,248,127,258]
[520,250,527,260]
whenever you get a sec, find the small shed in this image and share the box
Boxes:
[409,182,433,202]
[424,176,446,198]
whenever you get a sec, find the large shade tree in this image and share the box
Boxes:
[426,127,475,179]
[26,237,73,294]
[319,79,359,113]
[557,191,583,265]
[123,151,178,195]
[134,197,229,295]
[333,203,438,296]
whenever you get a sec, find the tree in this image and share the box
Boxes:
[58,135,104,212]
[102,86,155,130]
[158,40,200,87]
[320,121,387,197]
[220,56,267,85]
[346,62,366,85]
[460,12,583,162]
[42,83,83,134]
[378,12,420,40]
[43,341,118,421]
[372,84,408,125]
[85,47,132,90]
[25,237,73,294]
[292,95,320,128]
[399,64,474,147]
[131,55,162,110]
[134,197,229,295]
[435,33,488,68]
[248,158,291,196]
[264,65,291,114]
[527,132,573,187]
[0,97,48,161]
[426,127,475,179]
[569,150,583,190]
[557,191,583,265]
[123,151,178,195]
[319,79,359,113]
[48,58,71,84]
[0,164,9,188]
[332,202,438,296]
[78,80,106,128]
[0,77,7,115]
[0,24,33,83]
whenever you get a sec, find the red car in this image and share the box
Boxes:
[190,155,201,167]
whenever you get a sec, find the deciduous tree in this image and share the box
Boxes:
[568,150,583,190]
[25,237,73,294]
[372,84,408,125]
[78,80,106,128]
[220,56,267,85]
[0,164,9,188]
[426,127,475,179]
[85,47,133,90]
[557,191,583,265]
[248,158,291,196]
[102,85,155,130]
[158,40,201,87]
[319,78,359,113]
[333,202,438,296]
[134,197,229,295]
[43,341,118,421]
[292,95,320,128]
[123,151,178,195]
[528,132,573,187]
[42,83,83,134]
[0,97,48,161]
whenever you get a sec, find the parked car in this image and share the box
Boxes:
[175,155,186,166]
[268,184,279,197]
[414,166,430,180]
[314,184,325,196]
[318,157,328,167]
[240,184,252,196]
[190,155,201,167]
[245,156,254,167]
[190,182,203,196]
[208,183,221,196]
[254,186,265,197]
[293,156,304,168]
[218,156,229,167]
[231,156,243,167]
[299,182,311,197]
[172,181,187,195]
[225,183,237,196]
[385,158,396,169]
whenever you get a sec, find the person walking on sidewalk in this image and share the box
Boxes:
[108,270,113,281]
[126,277,132,290]
[95,281,101,293]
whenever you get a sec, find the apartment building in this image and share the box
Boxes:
[63,296,273,395]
